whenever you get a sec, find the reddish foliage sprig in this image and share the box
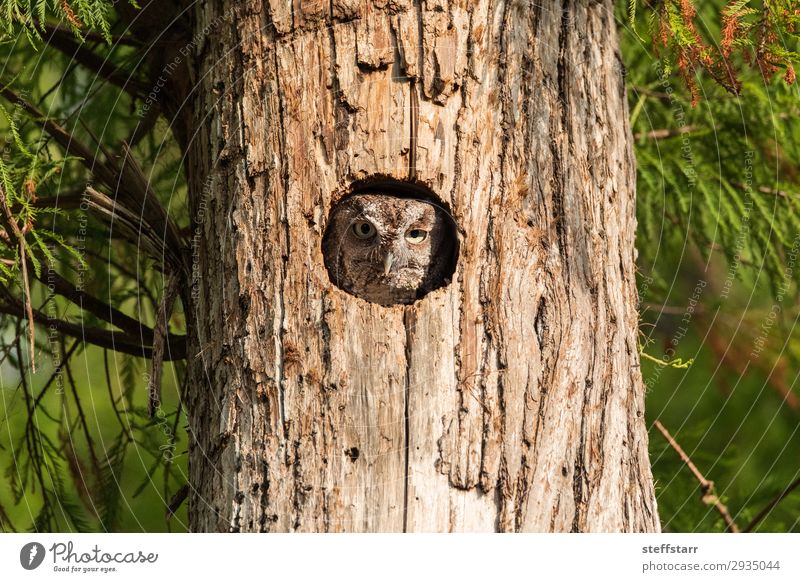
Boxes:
[650,0,799,105]
[61,0,83,29]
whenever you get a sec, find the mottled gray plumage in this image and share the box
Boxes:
[323,194,455,305]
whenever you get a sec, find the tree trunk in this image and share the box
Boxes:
[184,0,660,532]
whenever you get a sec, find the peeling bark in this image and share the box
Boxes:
[185,0,660,532]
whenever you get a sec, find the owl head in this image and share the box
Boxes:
[322,193,456,305]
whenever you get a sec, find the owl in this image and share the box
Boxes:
[322,193,456,305]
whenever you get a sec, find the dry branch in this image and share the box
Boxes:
[634,125,698,141]
[0,297,186,360]
[148,272,180,416]
[654,420,741,532]
[744,477,800,532]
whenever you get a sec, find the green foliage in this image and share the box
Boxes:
[0,0,130,43]
[0,2,188,533]
[644,333,800,532]
[0,101,87,282]
[639,0,800,103]
[622,0,800,532]
[625,2,800,301]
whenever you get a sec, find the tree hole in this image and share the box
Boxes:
[322,178,459,306]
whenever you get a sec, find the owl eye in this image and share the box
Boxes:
[405,229,428,244]
[352,220,376,239]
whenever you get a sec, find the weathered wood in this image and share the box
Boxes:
[185,0,660,532]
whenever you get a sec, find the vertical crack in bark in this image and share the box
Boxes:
[408,80,419,180]
[273,45,290,438]
[553,0,571,283]
[515,367,535,530]
[517,1,551,529]
[271,38,296,532]
[534,297,546,350]
[400,8,419,525]
[415,0,425,92]
[327,9,353,176]
[259,460,271,532]
[578,6,604,529]
[320,295,332,380]
[571,402,588,532]
[441,0,480,501]
[529,292,555,469]
[386,6,416,182]
[402,306,414,532]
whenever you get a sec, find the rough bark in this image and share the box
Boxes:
[185,0,660,532]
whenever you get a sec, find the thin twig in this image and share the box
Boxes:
[103,348,131,437]
[126,104,161,148]
[39,264,157,341]
[0,298,187,360]
[22,340,81,444]
[731,182,799,200]
[61,337,102,477]
[163,397,184,516]
[743,477,800,532]
[642,302,706,316]
[166,484,189,521]
[0,188,36,371]
[148,272,180,416]
[14,322,49,517]
[634,125,698,141]
[29,191,85,210]
[654,420,741,532]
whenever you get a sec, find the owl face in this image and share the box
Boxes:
[323,193,454,305]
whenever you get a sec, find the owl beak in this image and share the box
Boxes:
[383,252,394,275]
